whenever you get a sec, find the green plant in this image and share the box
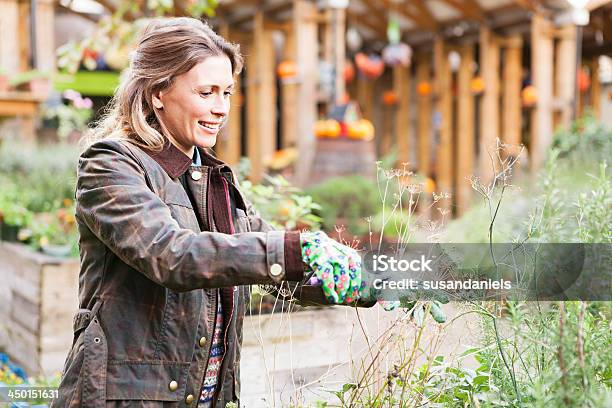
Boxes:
[9,69,51,87]
[43,89,94,139]
[238,159,322,231]
[306,175,379,235]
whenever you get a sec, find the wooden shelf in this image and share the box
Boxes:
[0,91,46,117]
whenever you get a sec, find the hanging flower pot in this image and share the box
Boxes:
[344,60,355,83]
[382,43,412,67]
[355,53,384,80]
[277,60,298,79]
[382,90,398,106]
[521,85,537,107]
[470,76,485,94]
[578,68,590,93]
[417,81,432,97]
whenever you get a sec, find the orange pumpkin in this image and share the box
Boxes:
[382,90,398,105]
[521,85,537,107]
[417,81,432,96]
[347,119,374,141]
[470,76,485,94]
[326,119,341,138]
[314,120,328,137]
[277,61,298,79]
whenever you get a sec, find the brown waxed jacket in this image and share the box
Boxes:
[51,138,331,408]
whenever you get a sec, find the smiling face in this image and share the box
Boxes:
[153,55,234,157]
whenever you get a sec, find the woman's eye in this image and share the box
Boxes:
[224,91,234,97]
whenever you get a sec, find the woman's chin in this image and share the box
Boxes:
[195,134,217,149]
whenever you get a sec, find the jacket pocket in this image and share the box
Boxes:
[105,361,190,401]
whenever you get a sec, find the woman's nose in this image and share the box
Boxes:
[211,95,229,117]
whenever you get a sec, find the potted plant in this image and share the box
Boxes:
[30,207,78,257]
[0,200,31,242]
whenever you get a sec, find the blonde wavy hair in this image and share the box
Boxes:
[85,17,243,151]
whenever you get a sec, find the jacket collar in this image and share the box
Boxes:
[145,139,229,179]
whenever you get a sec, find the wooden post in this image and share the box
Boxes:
[0,0,20,74]
[394,65,410,168]
[456,44,475,217]
[416,56,432,217]
[416,57,432,179]
[479,26,500,183]
[530,14,554,171]
[434,36,452,215]
[502,35,523,155]
[281,30,298,149]
[246,12,277,182]
[555,25,577,130]
[217,24,242,166]
[18,1,29,71]
[591,57,601,119]
[293,0,318,186]
[357,75,374,120]
[35,0,56,72]
[333,8,346,104]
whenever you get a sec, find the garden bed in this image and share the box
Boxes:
[0,242,79,376]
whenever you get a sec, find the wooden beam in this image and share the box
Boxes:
[246,11,277,182]
[587,0,612,11]
[378,0,438,32]
[512,0,542,13]
[555,25,577,130]
[408,1,439,32]
[394,65,411,168]
[434,36,452,215]
[502,35,523,155]
[438,0,486,22]
[346,10,387,38]
[293,0,318,186]
[479,26,500,183]
[456,44,475,217]
[530,13,554,171]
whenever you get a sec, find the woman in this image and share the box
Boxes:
[52,17,366,408]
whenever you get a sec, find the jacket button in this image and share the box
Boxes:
[185,394,194,405]
[270,263,282,277]
[168,380,178,391]
[191,170,202,181]
[199,336,207,347]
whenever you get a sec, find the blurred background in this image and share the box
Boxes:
[0,1,610,407]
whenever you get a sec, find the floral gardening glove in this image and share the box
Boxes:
[301,231,363,304]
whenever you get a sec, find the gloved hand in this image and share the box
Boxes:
[301,231,363,304]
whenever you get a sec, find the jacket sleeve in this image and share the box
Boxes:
[242,186,375,308]
[76,140,304,292]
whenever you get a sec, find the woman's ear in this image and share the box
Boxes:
[152,91,164,110]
